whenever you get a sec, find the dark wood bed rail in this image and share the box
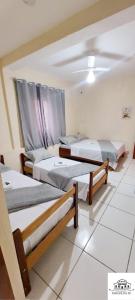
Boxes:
[20,152,109,206]
[0,155,5,164]
[20,153,32,175]
[59,147,103,166]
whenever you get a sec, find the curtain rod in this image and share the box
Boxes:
[13,78,65,92]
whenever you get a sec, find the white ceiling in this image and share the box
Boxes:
[0,0,98,57]
[9,10,135,84]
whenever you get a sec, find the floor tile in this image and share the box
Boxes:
[62,214,97,249]
[107,178,120,188]
[117,183,135,198]
[93,183,116,205]
[126,165,135,176]
[85,224,131,272]
[122,174,135,186]
[110,192,135,216]
[116,156,131,172]
[34,236,82,294]
[79,200,107,223]
[60,252,111,300]
[27,271,57,300]
[100,205,135,239]
[108,170,124,183]
[128,242,135,272]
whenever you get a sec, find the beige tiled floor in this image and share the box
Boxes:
[28,155,135,300]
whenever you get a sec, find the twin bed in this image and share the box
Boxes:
[21,153,109,205]
[59,137,126,170]
[0,155,78,296]
[1,147,109,296]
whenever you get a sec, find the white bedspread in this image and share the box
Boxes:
[2,170,73,255]
[26,156,106,202]
[70,139,125,169]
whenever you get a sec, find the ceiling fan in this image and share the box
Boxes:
[72,56,110,83]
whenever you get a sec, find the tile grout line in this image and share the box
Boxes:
[59,157,134,295]
[61,218,99,251]
[83,251,116,273]
[97,222,134,241]
[108,202,135,217]
[57,249,84,297]
[126,226,135,272]
[112,157,135,273]
[77,171,126,256]
[32,268,59,297]
[57,218,101,296]
[33,157,134,297]
[80,159,134,275]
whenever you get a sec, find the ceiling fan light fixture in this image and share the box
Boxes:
[88,56,95,68]
[87,71,95,84]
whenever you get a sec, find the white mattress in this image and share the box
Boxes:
[2,170,73,255]
[25,156,106,201]
[69,139,125,169]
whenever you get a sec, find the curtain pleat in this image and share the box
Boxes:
[15,79,66,150]
[15,80,45,151]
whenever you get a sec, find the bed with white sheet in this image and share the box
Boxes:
[0,155,77,296]
[59,138,126,170]
[21,154,108,205]
[2,169,73,255]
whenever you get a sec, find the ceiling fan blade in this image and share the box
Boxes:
[54,51,89,67]
[72,69,90,74]
[88,56,95,68]
[93,67,110,72]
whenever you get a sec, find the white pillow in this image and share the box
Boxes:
[75,133,87,141]
[59,135,77,145]
[26,148,53,163]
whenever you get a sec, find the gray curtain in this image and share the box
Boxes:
[15,80,47,151]
[15,80,66,150]
[36,84,48,147]
[40,86,66,145]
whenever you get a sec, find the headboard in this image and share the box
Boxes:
[0,155,4,164]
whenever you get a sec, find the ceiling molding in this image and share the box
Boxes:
[1,0,135,66]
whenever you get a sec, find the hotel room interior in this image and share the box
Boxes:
[0,1,135,299]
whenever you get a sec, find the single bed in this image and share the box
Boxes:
[0,155,78,296]
[59,138,126,170]
[20,153,109,205]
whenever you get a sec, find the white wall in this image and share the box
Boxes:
[0,75,12,152]
[70,71,135,152]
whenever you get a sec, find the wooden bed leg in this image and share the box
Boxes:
[105,160,109,184]
[73,183,78,228]
[0,155,4,164]
[20,153,25,175]
[13,229,31,296]
[89,172,93,205]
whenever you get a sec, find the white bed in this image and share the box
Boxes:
[60,139,126,169]
[2,169,73,255]
[24,156,106,201]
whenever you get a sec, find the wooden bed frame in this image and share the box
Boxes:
[20,153,109,206]
[0,155,78,296]
[59,146,125,170]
